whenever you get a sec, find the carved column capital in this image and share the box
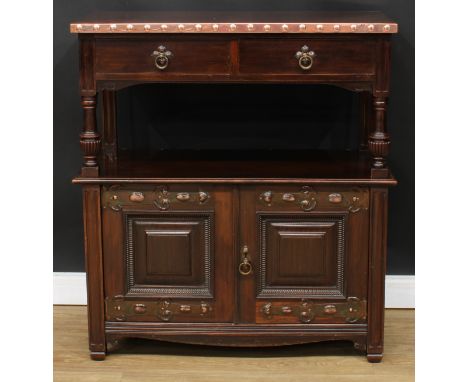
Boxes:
[80,132,102,166]
[368,133,390,169]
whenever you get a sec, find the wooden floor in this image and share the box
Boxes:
[54,306,414,382]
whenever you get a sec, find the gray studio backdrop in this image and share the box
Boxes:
[54,0,414,274]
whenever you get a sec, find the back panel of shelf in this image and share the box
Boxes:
[114,83,362,154]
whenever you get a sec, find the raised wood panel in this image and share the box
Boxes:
[258,214,346,298]
[278,231,327,278]
[146,231,191,276]
[126,213,213,298]
[133,219,206,283]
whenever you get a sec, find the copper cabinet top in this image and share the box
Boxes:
[70,10,397,34]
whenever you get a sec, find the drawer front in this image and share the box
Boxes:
[239,39,375,75]
[239,186,369,325]
[102,184,235,323]
[95,38,231,75]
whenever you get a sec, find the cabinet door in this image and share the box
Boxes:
[239,186,369,325]
[102,184,235,323]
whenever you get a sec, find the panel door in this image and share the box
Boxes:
[102,184,235,323]
[239,185,370,325]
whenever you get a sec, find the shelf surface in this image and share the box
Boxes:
[73,151,397,185]
[70,11,397,34]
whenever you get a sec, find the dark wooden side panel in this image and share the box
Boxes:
[79,36,95,94]
[367,187,388,362]
[82,185,106,360]
[374,36,391,97]
[102,199,125,299]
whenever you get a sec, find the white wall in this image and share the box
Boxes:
[53,272,414,308]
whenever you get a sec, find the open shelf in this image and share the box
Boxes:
[73,150,396,185]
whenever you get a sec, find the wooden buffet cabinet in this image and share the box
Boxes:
[70,11,398,362]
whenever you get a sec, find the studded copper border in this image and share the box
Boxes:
[70,22,397,34]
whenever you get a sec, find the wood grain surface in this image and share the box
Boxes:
[54,306,414,382]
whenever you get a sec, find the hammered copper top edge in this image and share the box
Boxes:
[70,22,398,34]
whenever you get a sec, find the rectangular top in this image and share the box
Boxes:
[70,11,397,34]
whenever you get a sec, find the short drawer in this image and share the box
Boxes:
[95,38,231,75]
[239,38,376,75]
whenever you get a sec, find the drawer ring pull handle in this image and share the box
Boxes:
[295,45,315,71]
[151,45,173,70]
[239,245,253,276]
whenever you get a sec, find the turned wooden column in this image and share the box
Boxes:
[80,95,101,176]
[79,35,100,176]
[368,96,390,176]
[370,36,391,179]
